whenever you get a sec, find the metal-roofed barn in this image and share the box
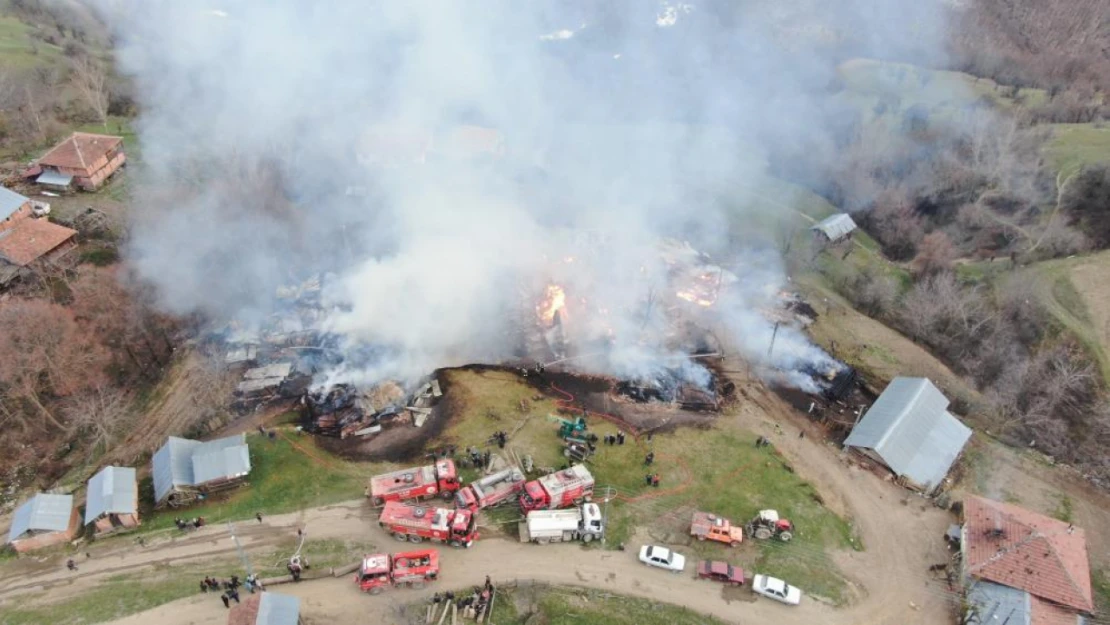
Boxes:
[228,592,302,625]
[7,493,81,553]
[151,434,251,508]
[84,466,140,535]
[811,213,857,243]
[843,377,971,493]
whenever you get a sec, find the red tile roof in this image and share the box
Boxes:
[963,496,1093,613]
[38,133,122,170]
[0,218,77,266]
[227,594,260,625]
[1030,595,1084,625]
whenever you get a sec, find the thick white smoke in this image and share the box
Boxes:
[96,0,952,388]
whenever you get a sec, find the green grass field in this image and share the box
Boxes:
[3,537,374,625]
[434,369,858,604]
[0,15,64,69]
[1045,123,1110,178]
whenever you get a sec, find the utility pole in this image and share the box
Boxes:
[227,521,254,577]
[767,322,780,359]
[600,485,616,548]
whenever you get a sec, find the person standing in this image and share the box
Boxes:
[255,512,263,523]
[220,593,230,609]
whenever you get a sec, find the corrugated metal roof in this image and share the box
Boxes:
[811,213,857,241]
[8,493,74,542]
[152,434,250,503]
[844,377,971,491]
[257,592,301,625]
[0,186,28,220]
[192,444,251,485]
[84,466,138,524]
[967,581,1031,625]
[35,169,73,187]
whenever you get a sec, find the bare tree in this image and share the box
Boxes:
[911,231,958,277]
[70,54,108,126]
[63,386,131,452]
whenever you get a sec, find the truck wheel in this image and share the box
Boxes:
[537,538,549,545]
[370,586,383,595]
[409,534,423,543]
[441,490,453,500]
[778,531,793,542]
[754,527,772,540]
[697,535,706,542]
[394,532,408,542]
[582,533,594,543]
[449,540,460,547]
[730,541,740,547]
[573,498,583,505]
[372,497,384,507]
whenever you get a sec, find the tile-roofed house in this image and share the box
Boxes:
[151,434,252,507]
[84,466,140,535]
[7,493,81,553]
[35,132,126,191]
[0,218,78,267]
[811,213,857,242]
[962,496,1093,624]
[228,592,302,625]
[0,186,32,232]
[843,377,972,493]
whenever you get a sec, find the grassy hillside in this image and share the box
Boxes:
[1045,123,1110,179]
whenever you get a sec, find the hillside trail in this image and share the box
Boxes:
[0,379,952,625]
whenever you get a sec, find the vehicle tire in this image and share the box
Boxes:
[370,586,383,595]
[778,531,793,542]
[697,535,706,542]
[441,490,453,500]
[730,541,740,548]
[582,533,593,543]
[538,538,549,545]
[754,527,772,540]
[372,497,384,507]
[394,532,408,542]
[573,498,583,505]
[409,534,423,543]
[449,540,460,548]
[413,581,425,589]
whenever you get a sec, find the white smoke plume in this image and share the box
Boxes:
[95,0,952,389]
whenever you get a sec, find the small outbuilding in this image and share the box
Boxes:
[34,132,126,191]
[811,213,857,243]
[84,466,140,535]
[6,493,81,553]
[843,377,971,493]
[152,433,252,508]
[228,592,302,625]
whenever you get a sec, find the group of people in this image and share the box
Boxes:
[603,431,626,446]
[174,516,205,531]
[491,430,509,449]
[200,573,263,608]
[460,446,492,470]
[431,576,496,619]
[644,473,661,487]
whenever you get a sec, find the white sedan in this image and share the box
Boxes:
[638,545,686,573]
[752,574,802,605]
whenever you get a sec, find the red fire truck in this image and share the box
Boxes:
[455,467,526,511]
[366,459,460,506]
[519,464,595,512]
[355,549,440,595]
[378,501,480,548]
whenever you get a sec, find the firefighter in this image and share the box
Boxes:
[66,559,78,571]
[220,593,230,609]
[652,474,660,488]
[256,512,263,523]
[617,431,625,445]
[227,587,241,604]
[645,474,652,486]
[644,452,654,466]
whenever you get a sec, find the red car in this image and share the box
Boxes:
[696,560,745,586]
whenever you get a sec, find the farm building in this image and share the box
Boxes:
[0,186,33,233]
[84,466,140,535]
[0,217,78,286]
[152,434,252,508]
[6,493,81,553]
[961,496,1093,625]
[810,213,857,242]
[228,592,302,625]
[843,377,971,493]
[32,132,126,191]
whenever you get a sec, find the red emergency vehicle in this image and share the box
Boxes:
[519,464,595,512]
[366,459,460,506]
[355,549,439,595]
[378,501,479,547]
[455,467,526,511]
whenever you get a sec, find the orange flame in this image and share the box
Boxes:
[537,285,567,325]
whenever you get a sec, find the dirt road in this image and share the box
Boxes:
[0,383,954,625]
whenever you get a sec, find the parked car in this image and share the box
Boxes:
[638,545,686,573]
[696,560,745,586]
[752,574,802,605]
